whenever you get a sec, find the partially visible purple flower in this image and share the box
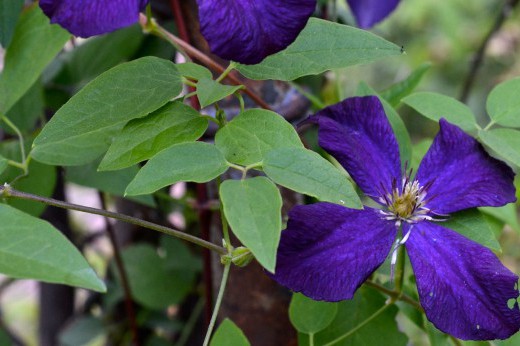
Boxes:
[271,96,520,340]
[347,0,401,29]
[196,0,402,64]
[40,0,149,38]
[39,1,402,64]
[195,0,316,64]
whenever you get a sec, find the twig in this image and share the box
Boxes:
[364,280,423,312]
[99,193,140,346]
[459,0,520,102]
[0,185,227,255]
[139,14,272,110]
[202,263,231,346]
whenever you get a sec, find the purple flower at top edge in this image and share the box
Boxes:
[195,0,316,65]
[270,96,520,340]
[196,0,402,64]
[39,0,149,38]
[39,0,401,64]
[346,0,401,29]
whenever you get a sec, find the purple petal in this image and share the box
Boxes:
[406,222,520,340]
[309,96,402,200]
[271,203,396,301]
[196,0,316,64]
[416,119,516,214]
[40,0,149,37]
[346,0,400,29]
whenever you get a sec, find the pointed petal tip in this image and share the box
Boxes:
[407,222,520,340]
[417,118,516,214]
[311,96,402,200]
[270,203,396,302]
[347,0,401,29]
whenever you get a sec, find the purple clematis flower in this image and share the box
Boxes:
[39,0,401,64]
[39,0,149,38]
[196,0,402,64]
[271,96,520,340]
[195,0,316,64]
[347,0,401,29]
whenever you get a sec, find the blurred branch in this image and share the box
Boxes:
[99,193,140,346]
[459,0,520,102]
[0,185,227,255]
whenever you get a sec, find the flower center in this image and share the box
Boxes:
[388,180,425,219]
[379,178,432,227]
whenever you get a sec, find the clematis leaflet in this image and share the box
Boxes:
[271,96,520,340]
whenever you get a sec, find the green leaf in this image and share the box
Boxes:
[196,78,242,108]
[237,18,402,81]
[0,4,70,113]
[57,25,144,86]
[403,92,477,133]
[210,319,250,346]
[410,139,432,172]
[443,209,501,252]
[486,77,520,128]
[176,62,213,81]
[59,317,105,346]
[0,0,24,48]
[215,109,303,166]
[263,147,361,208]
[99,101,208,171]
[32,57,183,166]
[0,139,56,216]
[66,161,155,207]
[0,155,7,175]
[4,79,44,134]
[117,244,196,309]
[480,204,520,233]
[126,142,228,196]
[312,287,407,346]
[478,128,520,168]
[220,177,282,272]
[0,204,105,291]
[357,82,412,165]
[289,293,338,334]
[160,236,201,272]
[380,62,431,107]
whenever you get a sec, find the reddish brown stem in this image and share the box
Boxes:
[140,14,272,110]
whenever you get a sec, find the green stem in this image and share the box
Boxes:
[217,176,232,253]
[0,185,227,255]
[236,92,245,113]
[203,263,231,346]
[322,302,393,346]
[363,280,423,312]
[288,81,326,109]
[201,115,221,126]
[0,114,26,173]
[309,333,315,346]
[483,120,496,131]
[6,160,25,170]
[216,62,237,83]
[394,242,406,295]
[182,78,197,87]
[450,336,463,346]
[226,161,246,172]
